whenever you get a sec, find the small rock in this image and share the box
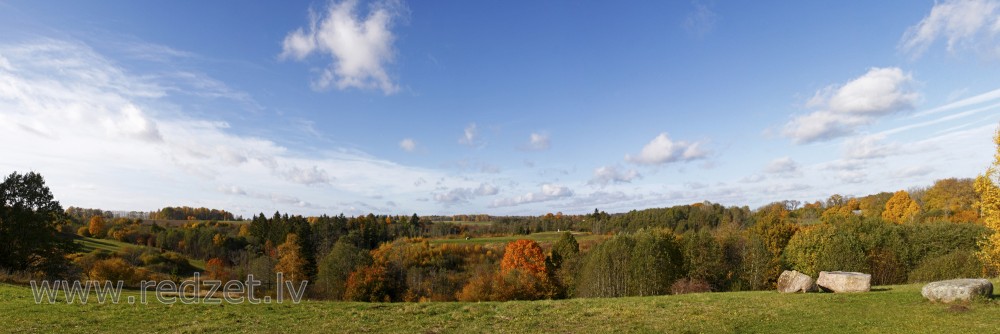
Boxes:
[776,270,817,293]
[816,271,871,293]
[922,279,993,303]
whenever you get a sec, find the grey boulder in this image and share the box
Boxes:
[921,279,993,303]
[817,271,871,293]
[777,270,817,293]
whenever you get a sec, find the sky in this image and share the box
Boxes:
[2,0,1000,217]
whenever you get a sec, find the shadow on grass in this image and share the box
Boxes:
[870,288,892,292]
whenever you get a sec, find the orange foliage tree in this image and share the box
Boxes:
[205,258,230,280]
[500,239,547,276]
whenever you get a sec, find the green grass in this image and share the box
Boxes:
[3,281,1000,333]
[74,236,138,253]
[430,231,602,245]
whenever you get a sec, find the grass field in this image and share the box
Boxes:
[72,236,205,271]
[430,231,604,245]
[3,281,1000,333]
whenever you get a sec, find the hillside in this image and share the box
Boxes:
[4,281,999,333]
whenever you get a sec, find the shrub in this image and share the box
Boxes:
[908,250,984,283]
[671,277,712,295]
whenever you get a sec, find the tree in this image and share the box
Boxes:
[976,126,1000,275]
[882,190,921,224]
[924,178,978,223]
[501,240,547,276]
[205,258,230,281]
[275,233,307,283]
[0,172,76,276]
[316,240,371,300]
[88,216,106,238]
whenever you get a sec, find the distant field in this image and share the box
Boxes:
[4,281,1000,333]
[430,231,604,245]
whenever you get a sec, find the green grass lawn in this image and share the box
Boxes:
[430,231,603,245]
[3,281,1000,333]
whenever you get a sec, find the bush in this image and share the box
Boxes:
[908,250,984,283]
[671,278,712,295]
[77,226,90,237]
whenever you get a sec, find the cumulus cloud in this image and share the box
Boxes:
[399,138,416,152]
[526,132,550,151]
[588,165,641,187]
[900,0,1000,58]
[491,184,574,208]
[280,0,403,94]
[783,67,920,144]
[432,182,499,204]
[625,133,707,165]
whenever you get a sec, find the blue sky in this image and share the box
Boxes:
[2,0,1000,217]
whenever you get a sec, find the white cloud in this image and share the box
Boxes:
[900,0,1000,58]
[588,165,641,187]
[764,157,800,175]
[432,182,499,205]
[459,123,480,146]
[283,166,333,185]
[843,134,900,160]
[280,0,403,94]
[625,133,707,165]
[526,132,550,151]
[894,166,935,179]
[783,67,919,144]
[0,38,467,216]
[399,138,416,152]
[491,184,574,208]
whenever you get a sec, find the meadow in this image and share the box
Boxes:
[3,280,999,333]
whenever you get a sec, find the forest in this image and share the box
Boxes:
[1,130,999,303]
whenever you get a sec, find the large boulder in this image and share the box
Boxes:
[816,271,871,293]
[777,270,817,293]
[922,279,993,303]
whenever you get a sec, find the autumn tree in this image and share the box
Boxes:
[205,258,230,280]
[924,178,978,223]
[976,127,1000,275]
[501,240,547,276]
[882,190,921,224]
[275,233,308,283]
[88,216,106,238]
[316,239,371,300]
[747,203,797,288]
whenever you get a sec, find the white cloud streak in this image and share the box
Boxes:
[900,0,1000,58]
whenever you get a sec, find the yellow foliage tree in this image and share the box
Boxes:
[275,233,307,283]
[976,127,1000,275]
[882,190,921,224]
[88,216,106,238]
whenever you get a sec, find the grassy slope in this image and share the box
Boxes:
[73,236,205,271]
[3,281,1000,333]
